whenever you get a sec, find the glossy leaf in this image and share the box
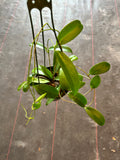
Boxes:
[56,51,80,94]
[89,62,110,75]
[85,107,105,126]
[49,45,72,53]
[17,81,27,91]
[58,20,83,45]
[34,84,59,98]
[32,65,53,80]
[90,75,101,88]
[69,55,78,62]
[68,92,87,107]
[30,77,50,85]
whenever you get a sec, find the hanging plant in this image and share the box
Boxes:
[18,20,110,126]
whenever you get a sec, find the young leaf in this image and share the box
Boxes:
[49,45,73,53]
[85,107,105,126]
[32,102,41,110]
[46,98,54,105]
[89,62,110,75]
[23,83,30,92]
[35,93,47,103]
[68,92,87,107]
[17,81,27,91]
[34,84,59,98]
[58,20,83,45]
[69,55,78,62]
[90,75,101,88]
[56,51,80,94]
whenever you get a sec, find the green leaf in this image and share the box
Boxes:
[32,102,41,110]
[35,93,47,102]
[90,75,101,88]
[58,20,83,45]
[85,107,105,126]
[49,45,73,53]
[79,81,85,89]
[69,55,78,62]
[68,92,87,107]
[78,74,83,81]
[46,98,54,105]
[53,51,61,74]
[59,68,71,90]
[30,77,50,85]
[34,84,59,98]
[17,81,27,91]
[23,83,30,92]
[56,51,80,94]
[32,65,53,80]
[89,62,110,75]
[29,42,47,51]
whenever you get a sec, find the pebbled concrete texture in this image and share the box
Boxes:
[0,0,120,160]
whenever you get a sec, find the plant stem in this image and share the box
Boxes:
[81,74,91,80]
[59,92,76,104]
[29,87,36,102]
[88,89,95,106]
[42,28,59,33]
[76,66,91,78]
[84,88,92,96]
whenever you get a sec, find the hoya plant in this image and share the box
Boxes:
[18,20,110,126]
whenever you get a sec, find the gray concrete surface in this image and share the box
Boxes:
[0,0,120,160]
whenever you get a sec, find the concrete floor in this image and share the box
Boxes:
[0,0,120,160]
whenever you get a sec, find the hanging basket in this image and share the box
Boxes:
[17,19,110,126]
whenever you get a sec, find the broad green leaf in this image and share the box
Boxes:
[68,92,87,107]
[32,102,41,110]
[57,20,83,45]
[23,83,30,92]
[59,69,85,90]
[17,81,27,91]
[69,55,78,62]
[32,65,53,80]
[49,45,73,53]
[29,42,47,51]
[35,93,47,102]
[89,62,110,75]
[46,98,54,105]
[90,75,101,88]
[85,107,105,126]
[56,51,80,94]
[34,84,59,98]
